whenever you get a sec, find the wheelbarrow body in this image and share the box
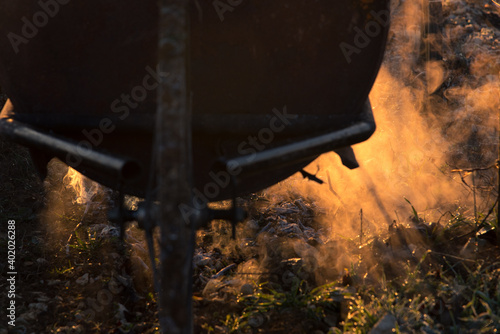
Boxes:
[0,0,390,200]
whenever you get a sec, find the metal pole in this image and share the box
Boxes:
[156,1,194,333]
[0,116,142,182]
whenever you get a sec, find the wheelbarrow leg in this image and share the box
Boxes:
[156,1,194,333]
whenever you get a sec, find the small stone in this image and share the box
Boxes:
[193,254,213,268]
[28,302,48,312]
[240,283,254,295]
[88,224,108,234]
[248,313,264,328]
[202,279,225,298]
[76,273,89,285]
[116,274,132,287]
[100,226,120,238]
[369,313,397,334]
[47,279,61,286]
[35,295,50,303]
[19,310,37,321]
[246,220,259,231]
[115,303,129,321]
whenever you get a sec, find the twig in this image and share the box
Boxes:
[450,164,498,192]
[359,209,363,246]
[66,221,83,244]
[430,250,476,263]
[236,273,271,277]
[326,171,345,207]
[65,221,83,256]
[394,210,401,224]
[451,163,498,173]
[211,263,237,279]
[480,197,499,227]
[65,201,91,255]
[436,210,453,225]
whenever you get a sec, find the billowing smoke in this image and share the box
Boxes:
[270,0,499,236]
[245,0,500,287]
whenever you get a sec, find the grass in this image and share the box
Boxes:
[217,281,346,333]
[196,208,499,334]
[50,260,75,275]
[69,224,108,252]
[342,214,499,334]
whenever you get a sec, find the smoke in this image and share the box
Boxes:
[63,166,103,205]
[39,161,111,254]
[269,0,499,238]
[238,1,500,289]
[39,160,157,294]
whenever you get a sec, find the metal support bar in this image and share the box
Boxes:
[222,100,376,178]
[207,207,247,226]
[0,113,141,183]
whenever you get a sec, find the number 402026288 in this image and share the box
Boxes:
[7,220,16,271]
